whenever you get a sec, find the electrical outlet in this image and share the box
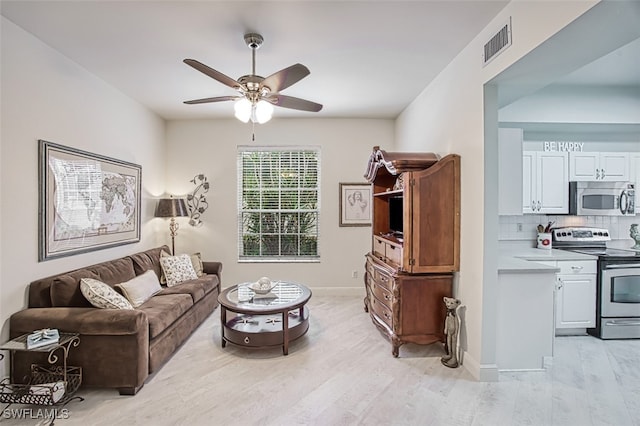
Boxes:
[517,223,523,232]
[352,270,358,279]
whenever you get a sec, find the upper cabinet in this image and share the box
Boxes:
[569,152,629,181]
[523,151,569,214]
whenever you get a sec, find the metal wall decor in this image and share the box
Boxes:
[39,140,141,261]
[187,174,210,226]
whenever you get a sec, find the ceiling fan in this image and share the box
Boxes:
[183,33,323,123]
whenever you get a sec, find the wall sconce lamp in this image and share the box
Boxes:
[154,197,188,255]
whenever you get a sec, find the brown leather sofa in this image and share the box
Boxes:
[9,246,221,395]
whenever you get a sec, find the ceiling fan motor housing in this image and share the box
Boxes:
[244,33,263,50]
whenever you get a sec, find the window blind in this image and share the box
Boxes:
[237,146,320,261]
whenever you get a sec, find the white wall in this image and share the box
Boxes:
[165,118,393,292]
[500,85,640,124]
[0,18,166,376]
[394,1,599,380]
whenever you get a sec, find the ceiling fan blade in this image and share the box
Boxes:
[261,64,310,93]
[183,95,239,105]
[267,94,323,112]
[184,59,242,90]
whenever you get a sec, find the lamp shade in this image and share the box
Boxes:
[154,198,188,218]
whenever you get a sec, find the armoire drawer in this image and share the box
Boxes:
[369,295,393,329]
[370,280,393,309]
[374,269,394,292]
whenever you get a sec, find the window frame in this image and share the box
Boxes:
[237,145,321,263]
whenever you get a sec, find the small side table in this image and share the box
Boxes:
[0,333,83,407]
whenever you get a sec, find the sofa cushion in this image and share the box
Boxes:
[81,278,134,310]
[128,246,169,279]
[155,275,219,304]
[138,294,193,339]
[115,270,162,308]
[90,257,136,285]
[159,254,198,287]
[50,270,100,307]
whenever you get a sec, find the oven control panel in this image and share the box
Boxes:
[552,227,611,243]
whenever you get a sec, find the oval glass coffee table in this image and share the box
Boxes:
[217,281,312,355]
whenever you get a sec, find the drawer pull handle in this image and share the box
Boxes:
[244,337,250,344]
[384,295,391,300]
[571,266,583,271]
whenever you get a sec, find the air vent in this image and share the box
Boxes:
[483,17,512,66]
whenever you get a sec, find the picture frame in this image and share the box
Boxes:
[339,182,372,227]
[39,140,142,261]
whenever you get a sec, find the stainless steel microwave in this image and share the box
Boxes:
[569,181,635,216]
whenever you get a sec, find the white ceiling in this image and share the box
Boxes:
[0,0,510,121]
[553,36,640,87]
[3,1,638,123]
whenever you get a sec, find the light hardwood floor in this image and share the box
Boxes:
[2,296,639,426]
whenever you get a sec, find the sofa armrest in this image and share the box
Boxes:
[10,307,148,337]
[203,261,222,277]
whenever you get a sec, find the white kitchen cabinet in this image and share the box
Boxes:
[569,152,629,181]
[631,153,640,213]
[523,151,569,214]
[498,128,523,215]
[540,260,596,331]
[556,273,596,329]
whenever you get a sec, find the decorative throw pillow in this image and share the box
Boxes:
[159,254,198,287]
[115,270,162,308]
[159,251,204,284]
[80,278,133,310]
[189,253,204,277]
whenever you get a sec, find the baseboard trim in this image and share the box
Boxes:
[462,351,499,382]
[310,287,364,297]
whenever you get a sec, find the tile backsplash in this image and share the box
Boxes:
[499,214,638,242]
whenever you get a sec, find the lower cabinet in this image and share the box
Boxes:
[539,259,597,331]
[556,272,596,329]
[364,254,452,357]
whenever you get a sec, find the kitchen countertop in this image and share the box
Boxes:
[498,247,597,274]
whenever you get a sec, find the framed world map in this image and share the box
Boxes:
[38,140,141,261]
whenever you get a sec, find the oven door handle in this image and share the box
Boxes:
[605,320,640,327]
[603,263,640,269]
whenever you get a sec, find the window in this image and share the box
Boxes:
[237,146,320,261]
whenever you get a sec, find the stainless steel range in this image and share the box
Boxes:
[553,227,640,339]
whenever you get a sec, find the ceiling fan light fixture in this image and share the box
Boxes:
[234,98,252,123]
[254,100,274,124]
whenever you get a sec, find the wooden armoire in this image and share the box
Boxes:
[363,146,460,357]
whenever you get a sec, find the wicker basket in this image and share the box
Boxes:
[0,365,81,405]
